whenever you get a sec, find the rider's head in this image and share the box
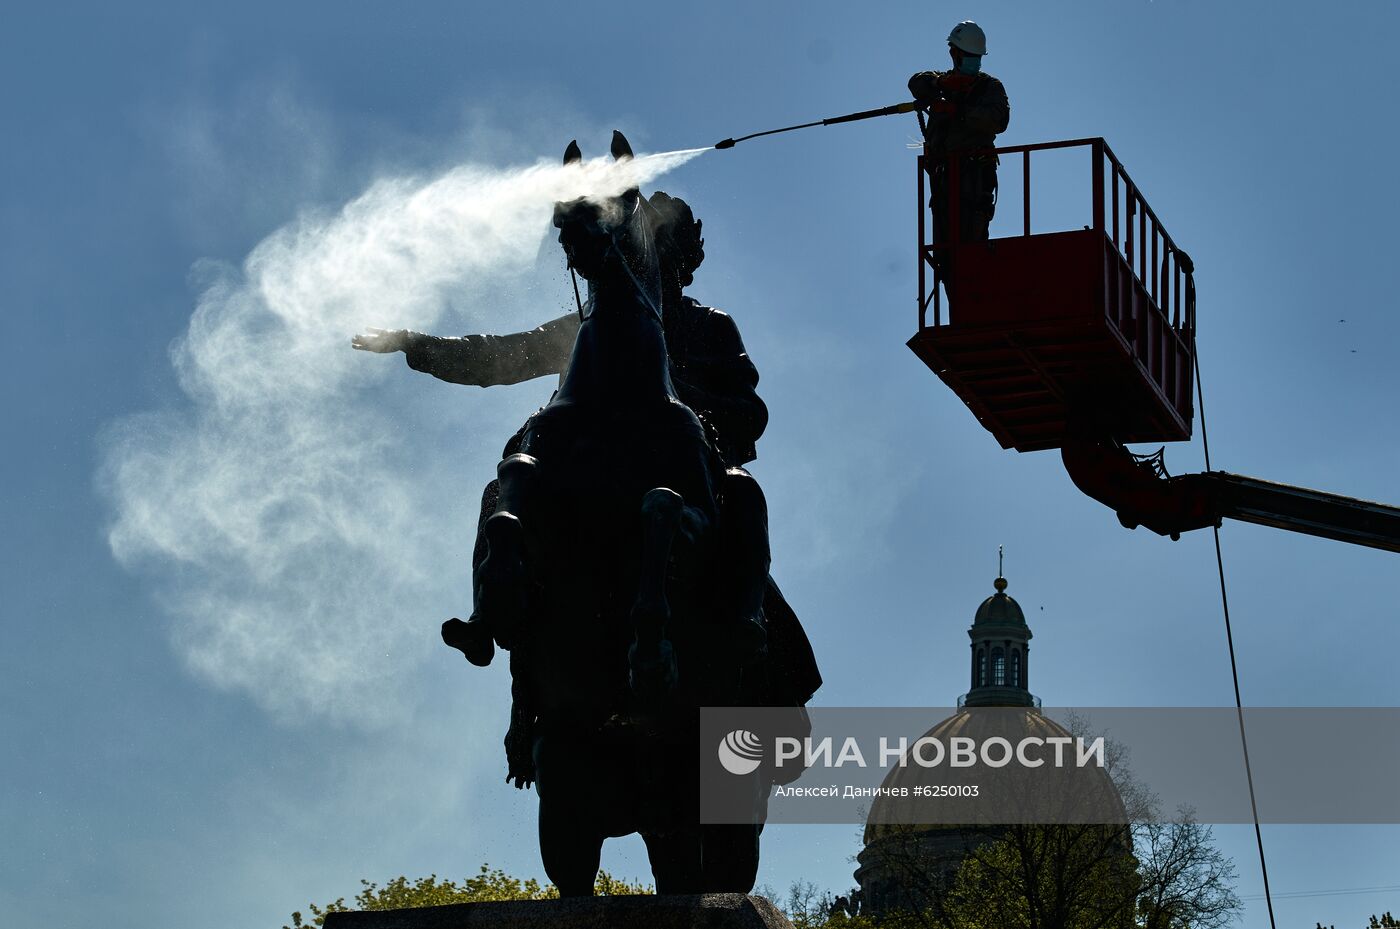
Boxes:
[647,191,705,289]
[947,20,986,74]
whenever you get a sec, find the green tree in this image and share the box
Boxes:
[850,718,1240,929]
[770,879,835,929]
[283,864,651,928]
[942,823,1142,929]
[1318,912,1399,929]
[1133,814,1239,929]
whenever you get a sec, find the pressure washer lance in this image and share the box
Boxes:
[714,101,923,149]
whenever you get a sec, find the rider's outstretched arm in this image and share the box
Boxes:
[356,314,581,387]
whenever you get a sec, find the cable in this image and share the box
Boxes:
[1194,345,1279,929]
[1242,884,1400,902]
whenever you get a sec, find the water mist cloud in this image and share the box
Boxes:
[100,147,704,728]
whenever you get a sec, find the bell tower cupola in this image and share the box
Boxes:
[962,553,1036,707]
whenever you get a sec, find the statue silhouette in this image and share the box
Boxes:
[355,133,818,893]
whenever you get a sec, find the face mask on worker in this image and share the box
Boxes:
[956,54,982,76]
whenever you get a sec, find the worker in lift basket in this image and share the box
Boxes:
[908,20,1010,284]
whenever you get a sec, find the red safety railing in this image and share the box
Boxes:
[918,137,1195,339]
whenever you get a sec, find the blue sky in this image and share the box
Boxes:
[3,2,1396,928]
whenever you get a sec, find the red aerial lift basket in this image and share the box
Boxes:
[908,138,1195,452]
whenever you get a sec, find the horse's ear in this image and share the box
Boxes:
[610,130,634,161]
[563,140,582,165]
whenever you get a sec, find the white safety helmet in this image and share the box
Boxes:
[948,21,988,56]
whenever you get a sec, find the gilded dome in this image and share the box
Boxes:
[863,707,1126,844]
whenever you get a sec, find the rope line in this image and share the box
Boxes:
[1194,346,1278,929]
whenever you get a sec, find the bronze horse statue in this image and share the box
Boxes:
[461,132,765,894]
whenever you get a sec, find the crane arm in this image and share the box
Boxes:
[1203,472,1400,553]
[1060,440,1400,554]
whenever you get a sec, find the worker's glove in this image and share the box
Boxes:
[930,99,958,115]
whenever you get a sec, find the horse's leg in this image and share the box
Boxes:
[640,733,704,892]
[535,734,605,896]
[474,453,538,650]
[538,799,603,896]
[641,828,703,894]
[716,468,771,662]
[629,487,700,702]
[700,823,762,892]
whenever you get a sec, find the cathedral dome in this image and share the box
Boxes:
[853,567,1127,918]
[856,707,1128,916]
[861,707,1124,845]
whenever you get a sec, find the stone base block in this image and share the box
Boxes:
[322,894,794,929]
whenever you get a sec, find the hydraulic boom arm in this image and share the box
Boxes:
[1061,440,1400,554]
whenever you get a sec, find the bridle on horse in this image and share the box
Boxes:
[569,196,664,325]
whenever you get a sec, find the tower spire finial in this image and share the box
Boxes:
[998,544,1004,578]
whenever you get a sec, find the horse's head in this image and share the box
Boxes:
[553,131,661,319]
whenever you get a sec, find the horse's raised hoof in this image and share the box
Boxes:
[476,511,527,647]
[442,615,495,667]
[629,637,678,705]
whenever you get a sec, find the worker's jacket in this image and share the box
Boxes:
[908,70,1010,158]
[404,296,769,468]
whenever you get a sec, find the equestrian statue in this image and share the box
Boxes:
[353,131,820,895]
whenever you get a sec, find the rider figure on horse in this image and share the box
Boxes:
[355,135,819,894]
[353,184,821,756]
